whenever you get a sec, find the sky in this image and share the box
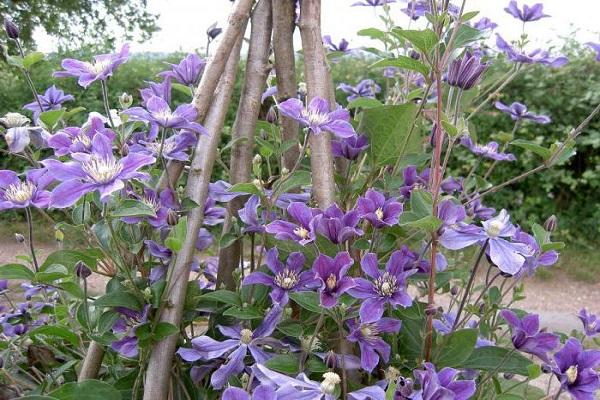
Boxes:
[34,0,600,54]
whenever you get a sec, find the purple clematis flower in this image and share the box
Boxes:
[551,338,600,400]
[209,180,311,209]
[433,312,495,348]
[494,101,551,124]
[125,96,208,135]
[465,196,495,220]
[356,189,403,229]
[54,44,129,88]
[122,188,178,228]
[577,309,600,338]
[111,305,150,358]
[352,0,396,6]
[323,35,351,53]
[43,134,155,208]
[460,136,516,161]
[48,115,116,156]
[347,317,401,372]
[413,362,476,400]
[222,385,277,400]
[402,0,429,20]
[473,17,498,31]
[586,43,600,62]
[140,78,172,107]
[349,252,414,323]
[495,34,568,68]
[447,52,488,91]
[0,168,52,210]
[512,229,558,277]
[238,195,270,234]
[278,97,356,138]
[203,197,226,226]
[159,53,206,86]
[499,310,559,362]
[243,247,316,305]
[504,1,549,22]
[314,203,363,244]
[332,134,369,160]
[176,305,283,389]
[338,79,381,102]
[130,130,197,161]
[23,85,74,119]
[265,202,320,245]
[399,166,430,198]
[313,251,355,308]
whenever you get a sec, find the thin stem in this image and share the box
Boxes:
[336,317,348,398]
[25,207,39,272]
[300,310,325,371]
[100,80,116,130]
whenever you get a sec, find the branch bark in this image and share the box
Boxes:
[142,32,245,400]
[77,341,104,381]
[217,0,273,290]
[272,0,300,170]
[298,0,336,208]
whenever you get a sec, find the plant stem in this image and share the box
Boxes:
[100,80,116,130]
[300,310,325,371]
[25,207,39,272]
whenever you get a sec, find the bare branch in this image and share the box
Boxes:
[77,341,104,381]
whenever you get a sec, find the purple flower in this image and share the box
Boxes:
[496,34,568,68]
[323,35,351,53]
[499,310,559,362]
[159,53,206,86]
[265,202,320,245]
[465,196,495,220]
[313,251,355,308]
[222,385,277,400]
[111,305,150,358]
[124,95,208,135]
[586,43,600,62]
[332,134,369,161]
[238,195,270,234]
[349,252,414,323]
[130,130,197,162]
[197,256,217,290]
[494,101,551,124]
[440,209,533,275]
[578,309,600,338]
[352,0,396,6]
[552,338,600,400]
[140,78,172,107]
[122,188,178,228]
[473,17,498,31]
[338,79,381,102]
[0,280,7,292]
[0,169,52,210]
[243,248,316,305]
[23,85,74,119]
[504,1,549,22]
[43,134,155,208]
[278,97,356,138]
[512,229,558,277]
[48,116,116,156]
[460,136,516,161]
[402,1,429,20]
[54,44,130,88]
[413,362,476,400]
[399,166,429,198]
[314,203,363,244]
[176,306,283,389]
[203,198,226,226]
[356,189,403,229]
[447,52,488,91]
[433,313,495,348]
[347,317,401,372]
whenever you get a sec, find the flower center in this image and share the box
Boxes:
[74,133,92,148]
[141,196,160,213]
[82,156,123,184]
[240,328,253,344]
[88,59,112,75]
[274,268,299,289]
[325,273,337,291]
[566,365,578,384]
[375,207,384,220]
[486,220,503,237]
[374,272,398,297]
[152,109,174,125]
[293,226,310,239]
[146,141,176,156]
[3,181,36,203]
[303,110,330,126]
[320,372,341,394]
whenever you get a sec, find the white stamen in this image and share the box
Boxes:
[274,268,299,289]
[303,110,330,126]
[3,181,36,203]
[293,226,309,239]
[240,328,253,344]
[320,372,341,394]
[375,207,384,220]
[566,365,578,384]
[87,59,112,75]
[82,156,123,183]
[485,220,503,237]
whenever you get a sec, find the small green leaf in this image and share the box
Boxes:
[39,109,65,129]
[49,379,121,400]
[527,364,542,380]
[154,322,179,340]
[199,290,242,307]
[276,320,305,337]
[273,170,312,197]
[511,139,552,160]
[394,28,439,54]
[462,346,533,376]
[110,199,157,218]
[434,328,478,368]
[35,264,69,283]
[357,27,387,40]
[28,325,80,346]
[228,182,262,196]
[165,216,187,252]
[23,51,45,69]
[410,189,433,218]
[94,290,142,311]
[264,354,299,374]
[541,242,564,252]
[402,215,442,232]
[371,56,429,77]
[347,98,383,110]
[0,263,34,280]
[289,291,322,313]
[223,306,264,320]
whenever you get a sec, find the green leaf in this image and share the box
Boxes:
[358,103,420,167]
[394,28,438,54]
[154,322,179,340]
[35,264,70,283]
[28,325,80,346]
[541,242,565,252]
[41,249,101,271]
[228,182,262,196]
[462,346,533,376]
[165,216,187,252]
[110,199,157,218]
[371,56,429,77]
[219,233,239,249]
[171,82,193,96]
[0,263,34,280]
[49,379,121,400]
[273,170,312,197]
[402,215,442,232]
[450,24,486,49]
[199,290,242,307]
[63,107,86,122]
[434,328,477,368]
[527,364,542,380]
[223,306,264,320]
[410,189,433,218]
[461,11,480,22]
[94,290,142,311]
[511,139,552,160]
[289,291,322,313]
[39,110,65,129]
[23,51,45,69]
[276,320,305,337]
[357,27,387,40]
[347,97,384,110]
[264,354,299,374]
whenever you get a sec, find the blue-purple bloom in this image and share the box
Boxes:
[23,85,74,119]
[499,310,559,362]
[551,338,600,400]
[356,189,403,229]
[238,195,271,234]
[352,0,396,6]
[578,309,600,338]
[332,134,369,161]
[413,362,476,400]
[495,101,551,124]
[323,35,351,53]
[496,34,568,68]
[159,53,206,86]
[140,78,172,107]
[243,248,316,305]
[265,202,320,245]
[347,317,401,372]
[504,1,549,22]
[349,252,414,323]
[447,52,488,91]
[222,385,277,400]
[54,44,130,88]
[313,252,355,308]
[278,97,356,138]
[586,43,600,62]
[473,17,498,31]
[111,305,150,358]
[130,130,197,161]
[513,229,559,277]
[460,136,516,161]
[43,134,155,207]
[48,115,115,156]
[338,79,381,102]
[314,203,363,244]
[0,168,52,210]
[122,188,178,228]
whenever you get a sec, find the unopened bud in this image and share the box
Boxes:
[543,215,558,232]
[409,50,420,60]
[450,285,459,296]
[324,350,338,369]
[75,261,91,279]
[119,92,133,109]
[15,233,25,243]
[143,287,152,301]
[281,167,289,176]
[425,304,437,316]
[320,372,340,394]
[167,209,179,226]
[266,106,277,123]
[120,143,129,156]
[541,364,552,374]
[252,154,262,165]
[55,229,64,242]
[503,373,514,380]
[298,82,307,96]
[4,18,19,40]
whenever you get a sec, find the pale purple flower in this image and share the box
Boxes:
[313,251,355,308]
[130,131,197,161]
[578,309,600,338]
[238,195,270,234]
[332,134,369,161]
[243,247,316,305]
[586,43,600,62]
[265,202,320,245]
[447,52,488,90]
[314,203,363,244]
[261,86,278,103]
[323,35,351,53]
[338,79,381,102]
[122,188,178,228]
[197,256,218,290]
[0,169,52,210]
[203,198,226,226]
[196,228,214,251]
[500,310,559,362]
[23,85,74,118]
[140,78,172,107]
[54,44,130,88]
[1,112,50,153]
[111,305,150,358]
[159,53,206,86]
[465,196,495,220]
[352,0,396,6]
[460,136,516,161]
[0,280,7,292]
[473,17,498,31]
[176,306,283,389]
[349,252,414,323]
[399,166,430,198]
[413,362,476,400]
[494,101,551,124]
[43,134,155,208]
[512,229,558,277]
[209,180,310,209]
[124,95,208,134]
[278,97,356,138]
[347,317,401,372]
[356,189,403,228]
[48,116,116,156]
[496,34,568,68]
[552,338,600,400]
[222,385,277,400]
[402,1,429,20]
[504,1,549,22]
[21,283,55,299]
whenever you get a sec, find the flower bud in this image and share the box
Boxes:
[206,22,222,40]
[541,364,552,374]
[324,350,338,369]
[167,209,179,226]
[298,82,307,96]
[544,215,558,232]
[266,106,277,123]
[4,18,19,40]
[252,154,262,165]
[281,167,289,176]
[409,50,420,60]
[14,233,25,243]
[120,143,129,156]
[320,372,340,394]
[425,304,437,316]
[75,261,91,279]
[450,285,459,296]
[503,373,514,380]
[143,287,152,301]
[119,92,133,109]
[55,229,64,242]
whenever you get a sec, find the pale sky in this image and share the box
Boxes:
[34,0,600,54]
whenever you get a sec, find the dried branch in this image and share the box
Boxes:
[77,341,104,381]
